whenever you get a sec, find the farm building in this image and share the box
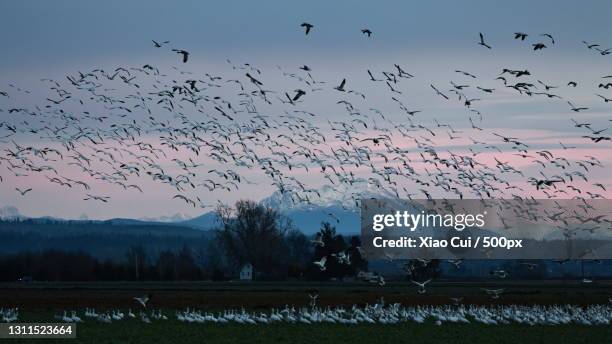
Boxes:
[239,263,253,281]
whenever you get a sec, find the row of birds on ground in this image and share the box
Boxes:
[1,25,612,234]
[4,300,612,326]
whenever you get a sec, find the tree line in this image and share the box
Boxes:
[0,200,368,282]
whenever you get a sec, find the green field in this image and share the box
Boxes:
[7,314,612,344]
[2,281,611,343]
[2,280,611,309]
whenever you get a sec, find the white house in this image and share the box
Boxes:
[239,263,253,281]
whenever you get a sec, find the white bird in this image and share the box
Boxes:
[310,233,324,247]
[308,294,319,307]
[70,311,82,322]
[140,312,151,323]
[134,294,151,308]
[411,279,432,294]
[313,257,327,271]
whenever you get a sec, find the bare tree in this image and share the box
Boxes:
[215,200,293,279]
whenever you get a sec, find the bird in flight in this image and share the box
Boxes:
[16,187,32,196]
[308,294,319,307]
[334,78,346,92]
[540,33,555,44]
[301,22,314,35]
[246,73,263,86]
[84,194,110,203]
[568,101,588,112]
[310,233,324,247]
[152,40,170,48]
[478,32,492,49]
[430,84,449,99]
[134,294,151,308]
[514,32,528,40]
[173,194,196,207]
[582,41,600,49]
[313,256,327,271]
[455,70,477,78]
[411,279,432,294]
[361,29,372,37]
[532,43,547,51]
[292,89,306,101]
[596,94,611,103]
[172,49,190,63]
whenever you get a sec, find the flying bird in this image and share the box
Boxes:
[568,101,588,112]
[152,40,170,48]
[361,29,372,37]
[134,294,151,308]
[478,32,492,49]
[172,49,190,63]
[430,84,449,99]
[246,73,263,86]
[15,187,32,196]
[540,33,555,44]
[313,257,327,271]
[411,279,432,294]
[300,22,313,35]
[334,79,346,92]
[514,32,528,40]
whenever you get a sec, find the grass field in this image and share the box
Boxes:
[7,314,612,344]
[2,281,611,343]
[1,280,611,309]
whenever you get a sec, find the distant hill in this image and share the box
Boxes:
[182,184,378,234]
[183,204,359,235]
[2,182,385,235]
[0,218,211,261]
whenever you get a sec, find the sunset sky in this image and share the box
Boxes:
[1,0,611,220]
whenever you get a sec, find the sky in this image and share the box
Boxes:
[1,0,611,220]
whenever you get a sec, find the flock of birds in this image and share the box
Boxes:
[3,297,612,326]
[1,22,612,327]
[1,24,611,219]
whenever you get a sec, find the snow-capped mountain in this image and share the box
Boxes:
[185,182,394,234]
[0,205,191,227]
[139,213,192,223]
[2,182,393,235]
[261,181,396,211]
